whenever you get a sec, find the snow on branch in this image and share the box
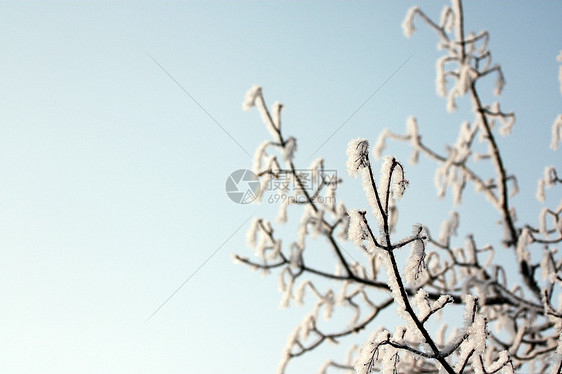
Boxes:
[234,1,562,373]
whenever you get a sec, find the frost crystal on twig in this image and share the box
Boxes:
[235,1,562,373]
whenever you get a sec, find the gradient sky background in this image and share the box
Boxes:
[0,1,560,373]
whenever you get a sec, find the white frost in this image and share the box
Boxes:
[272,101,283,129]
[378,156,395,210]
[348,210,366,249]
[404,224,425,284]
[402,6,419,38]
[438,211,459,245]
[550,114,562,150]
[246,217,260,248]
[282,136,297,162]
[372,129,389,160]
[252,140,269,173]
[435,55,448,97]
[558,50,562,95]
[242,84,262,111]
[515,227,532,263]
[439,6,454,32]
[346,138,369,177]
[536,179,546,203]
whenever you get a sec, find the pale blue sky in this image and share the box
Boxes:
[0,2,560,373]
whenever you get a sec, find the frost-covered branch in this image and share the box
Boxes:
[235,1,561,373]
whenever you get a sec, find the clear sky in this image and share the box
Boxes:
[0,1,560,373]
